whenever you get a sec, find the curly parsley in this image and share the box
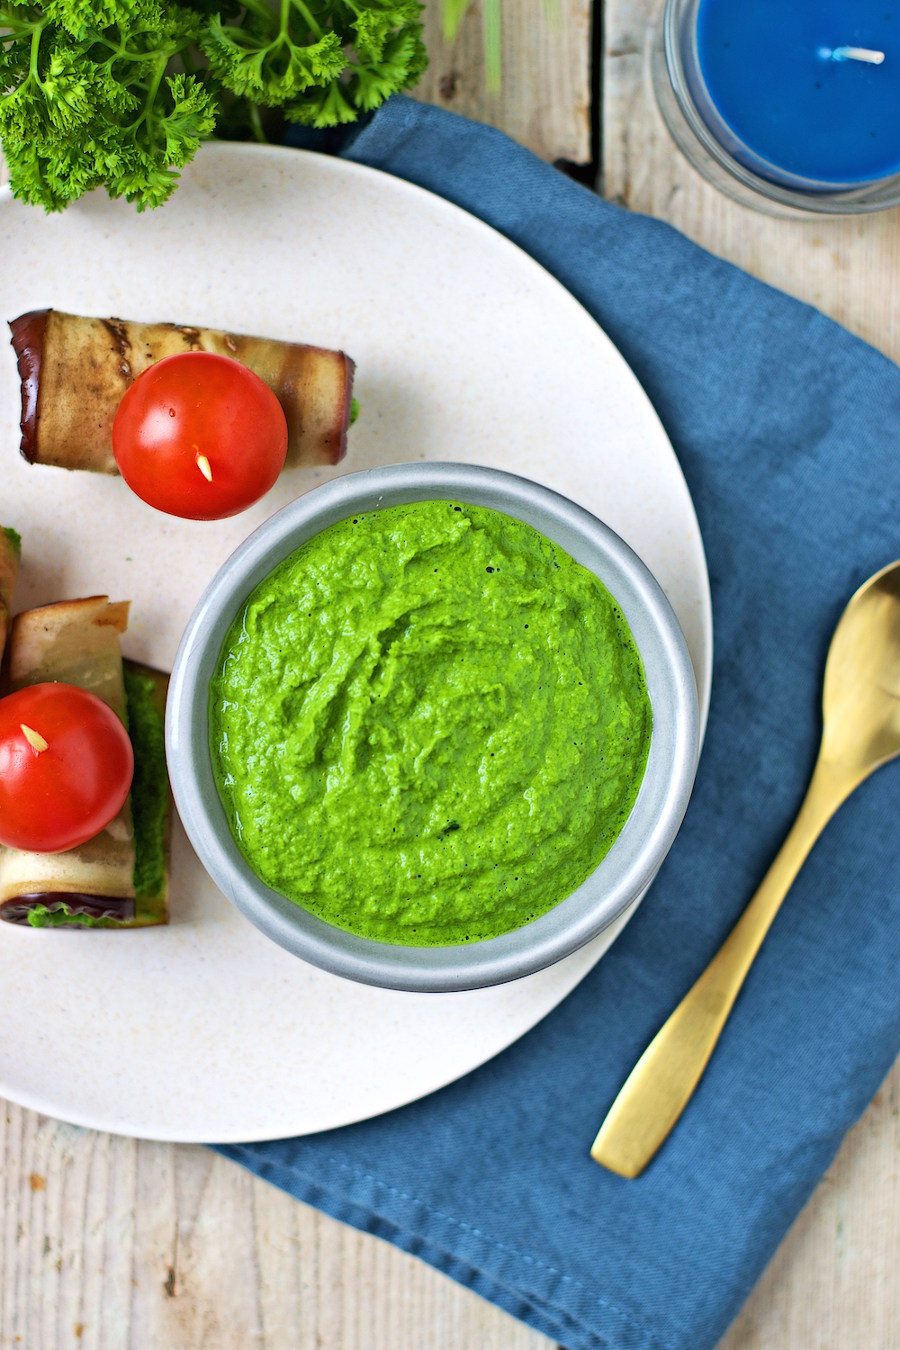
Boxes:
[0,0,426,212]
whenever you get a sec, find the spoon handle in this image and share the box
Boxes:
[590,756,855,1178]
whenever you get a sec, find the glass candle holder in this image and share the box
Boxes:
[652,0,900,217]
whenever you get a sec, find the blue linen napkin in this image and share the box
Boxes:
[217,97,900,1350]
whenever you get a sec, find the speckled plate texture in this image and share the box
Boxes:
[0,142,711,1141]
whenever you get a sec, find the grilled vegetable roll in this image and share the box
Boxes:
[0,527,19,661]
[9,308,355,474]
[0,597,171,928]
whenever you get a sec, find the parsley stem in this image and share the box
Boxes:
[248,100,267,143]
[95,35,178,65]
[28,22,42,87]
[25,18,55,100]
[290,0,325,41]
[241,0,274,22]
[0,16,42,43]
[124,52,167,135]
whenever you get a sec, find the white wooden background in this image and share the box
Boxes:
[2,3,898,1347]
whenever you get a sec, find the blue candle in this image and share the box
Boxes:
[690,0,900,190]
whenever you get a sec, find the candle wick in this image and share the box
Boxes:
[823,45,886,65]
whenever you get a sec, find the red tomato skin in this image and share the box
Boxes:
[0,683,134,853]
[112,352,288,521]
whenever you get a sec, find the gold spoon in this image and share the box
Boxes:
[591,560,900,1178]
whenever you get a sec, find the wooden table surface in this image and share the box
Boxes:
[2,4,897,1347]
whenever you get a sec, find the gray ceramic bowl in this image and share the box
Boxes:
[167,463,700,992]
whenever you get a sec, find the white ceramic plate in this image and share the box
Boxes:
[0,142,711,1142]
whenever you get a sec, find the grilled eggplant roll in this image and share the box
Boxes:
[0,527,19,661]
[9,308,355,473]
[0,597,171,928]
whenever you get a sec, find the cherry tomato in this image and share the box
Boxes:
[0,683,134,853]
[112,352,288,521]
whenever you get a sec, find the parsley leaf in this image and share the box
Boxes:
[202,0,425,124]
[0,0,427,212]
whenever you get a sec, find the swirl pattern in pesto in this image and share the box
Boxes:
[210,501,651,945]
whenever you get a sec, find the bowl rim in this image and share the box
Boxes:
[166,462,700,992]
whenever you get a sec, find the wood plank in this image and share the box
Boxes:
[604,3,900,1346]
[415,0,592,164]
[0,1103,549,1348]
[1,1065,897,1347]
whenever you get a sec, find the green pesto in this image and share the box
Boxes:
[2,526,21,556]
[210,501,652,946]
[123,667,167,901]
[27,904,107,928]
